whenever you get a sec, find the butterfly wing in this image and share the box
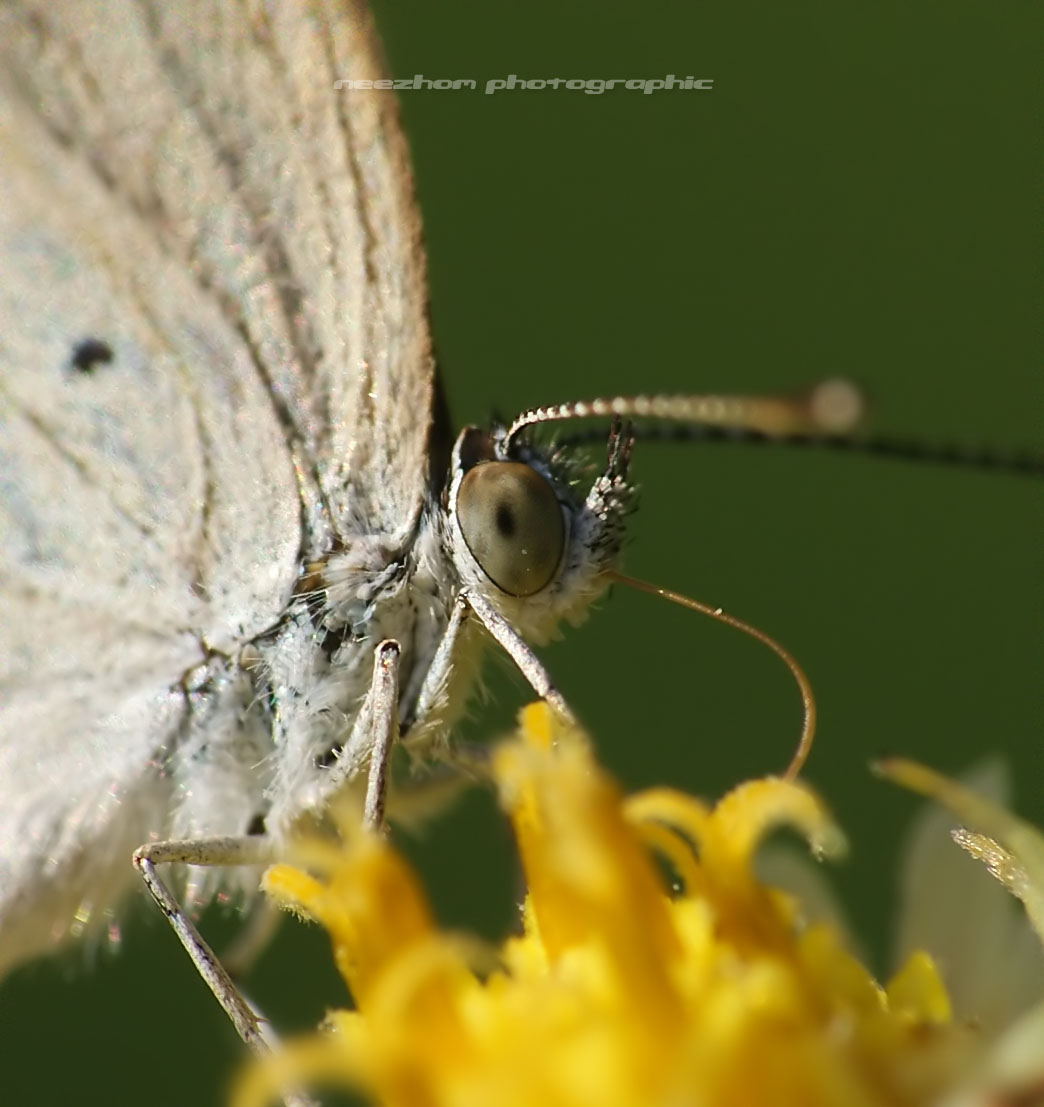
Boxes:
[0,0,434,971]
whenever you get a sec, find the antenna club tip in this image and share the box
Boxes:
[810,378,865,434]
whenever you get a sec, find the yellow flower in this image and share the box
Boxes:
[233,708,1044,1107]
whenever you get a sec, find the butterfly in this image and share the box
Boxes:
[0,0,603,990]
[0,0,772,1047]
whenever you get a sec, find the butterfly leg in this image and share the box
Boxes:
[463,590,577,723]
[406,592,575,744]
[130,641,401,1105]
[132,836,314,1107]
[314,637,403,831]
[362,639,400,832]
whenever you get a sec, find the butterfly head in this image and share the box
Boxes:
[444,417,636,644]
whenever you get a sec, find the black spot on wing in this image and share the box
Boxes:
[69,337,114,373]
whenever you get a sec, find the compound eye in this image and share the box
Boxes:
[456,461,566,597]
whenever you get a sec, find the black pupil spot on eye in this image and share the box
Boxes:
[495,501,515,538]
[70,337,114,373]
[246,813,267,837]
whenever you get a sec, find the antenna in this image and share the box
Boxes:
[507,378,1043,478]
[508,378,864,444]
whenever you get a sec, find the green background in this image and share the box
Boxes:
[2,2,1039,1103]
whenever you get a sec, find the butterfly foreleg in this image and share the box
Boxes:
[131,835,319,1107]
[361,639,400,832]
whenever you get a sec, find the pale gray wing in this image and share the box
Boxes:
[0,0,434,971]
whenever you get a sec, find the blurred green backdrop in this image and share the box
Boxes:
[1,2,1039,1104]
